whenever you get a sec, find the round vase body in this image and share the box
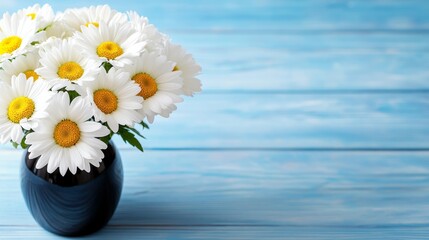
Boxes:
[20,142,123,236]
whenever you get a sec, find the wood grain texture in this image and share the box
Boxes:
[0,93,427,151]
[5,0,429,31]
[2,150,429,239]
[74,93,429,149]
[1,0,429,239]
[181,34,429,91]
[3,226,429,240]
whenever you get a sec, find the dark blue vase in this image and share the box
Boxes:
[20,141,123,236]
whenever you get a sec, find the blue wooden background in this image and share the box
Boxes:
[1,0,429,239]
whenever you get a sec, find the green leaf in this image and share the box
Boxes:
[67,90,80,101]
[139,121,150,129]
[36,25,50,33]
[10,135,29,149]
[20,137,28,149]
[52,86,81,102]
[99,132,113,145]
[102,62,113,72]
[98,123,114,144]
[118,127,144,152]
[53,86,67,92]
[11,141,19,149]
[125,126,146,139]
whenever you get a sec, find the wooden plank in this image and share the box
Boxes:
[172,33,429,91]
[0,1,426,239]
[92,93,429,149]
[199,50,429,91]
[0,93,427,150]
[1,150,429,238]
[3,0,429,31]
[4,3,429,91]
[174,32,429,51]
[3,226,429,240]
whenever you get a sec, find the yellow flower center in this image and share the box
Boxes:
[0,36,22,55]
[173,66,179,71]
[84,22,99,28]
[96,41,123,60]
[27,13,36,20]
[53,119,81,148]
[24,70,39,81]
[57,62,84,81]
[7,96,35,123]
[132,73,158,99]
[93,89,118,114]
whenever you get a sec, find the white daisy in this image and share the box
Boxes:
[0,74,52,144]
[85,68,143,133]
[124,52,183,123]
[163,42,202,96]
[62,5,127,33]
[45,12,72,39]
[75,21,145,68]
[0,12,45,61]
[17,4,55,30]
[160,104,178,118]
[0,51,41,84]
[37,36,63,53]
[25,92,110,176]
[127,11,165,52]
[36,38,99,89]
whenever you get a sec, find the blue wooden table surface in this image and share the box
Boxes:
[1,0,429,239]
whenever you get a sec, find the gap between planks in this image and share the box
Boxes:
[167,29,429,35]
[118,147,429,152]
[202,89,429,95]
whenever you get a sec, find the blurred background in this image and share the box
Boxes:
[1,0,429,239]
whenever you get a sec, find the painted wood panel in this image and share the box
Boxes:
[0,93,427,150]
[0,0,428,239]
[3,2,429,91]
[84,93,429,149]
[178,33,429,90]
[4,226,429,240]
[4,0,429,31]
[1,150,429,239]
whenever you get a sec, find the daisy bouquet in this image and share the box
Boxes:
[0,4,201,176]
